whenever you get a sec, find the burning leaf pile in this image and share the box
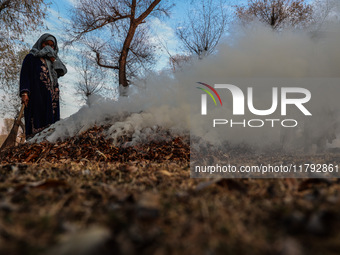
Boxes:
[0,125,190,164]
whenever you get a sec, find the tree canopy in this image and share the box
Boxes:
[176,0,230,59]
[236,0,314,30]
[0,0,48,85]
[68,0,172,90]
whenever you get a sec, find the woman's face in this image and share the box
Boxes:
[41,40,55,49]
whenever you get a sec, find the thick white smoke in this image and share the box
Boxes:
[31,22,340,152]
[183,23,340,151]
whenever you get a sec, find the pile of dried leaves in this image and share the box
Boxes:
[1,126,340,255]
[0,126,190,164]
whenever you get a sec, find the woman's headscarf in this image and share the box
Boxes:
[30,33,59,54]
[30,33,67,89]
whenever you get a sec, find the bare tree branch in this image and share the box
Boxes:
[75,52,107,104]
[0,0,47,118]
[236,0,314,30]
[176,0,230,59]
[68,0,171,91]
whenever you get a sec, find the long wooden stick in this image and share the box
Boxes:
[0,104,25,151]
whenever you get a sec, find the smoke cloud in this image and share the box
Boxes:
[31,22,340,152]
[182,23,340,152]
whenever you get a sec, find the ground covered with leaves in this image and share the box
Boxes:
[1,127,340,255]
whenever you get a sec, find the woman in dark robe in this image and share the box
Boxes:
[20,33,67,139]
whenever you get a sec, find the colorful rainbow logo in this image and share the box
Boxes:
[196,82,222,106]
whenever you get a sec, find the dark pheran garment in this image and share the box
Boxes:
[20,53,60,137]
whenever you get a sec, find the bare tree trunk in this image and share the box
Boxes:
[68,0,166,95]
[119,23,137,87]
[118,0,161,88]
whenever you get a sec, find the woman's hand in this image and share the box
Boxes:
[21,93,29,107]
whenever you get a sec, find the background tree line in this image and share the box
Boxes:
[0,0,338,122]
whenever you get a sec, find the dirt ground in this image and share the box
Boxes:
[1,128,340,255]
